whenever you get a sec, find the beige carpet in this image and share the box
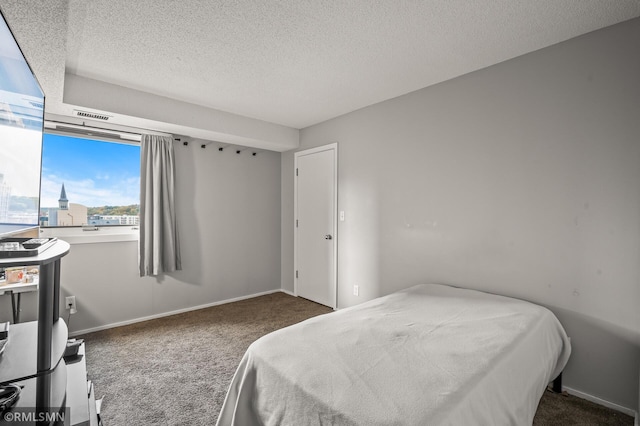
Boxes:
[81,292,634,425]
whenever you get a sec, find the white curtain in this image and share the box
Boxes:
[139,134,182,276]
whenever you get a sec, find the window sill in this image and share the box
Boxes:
[39,227,139,245]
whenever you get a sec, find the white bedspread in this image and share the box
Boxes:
[216,284,571,426]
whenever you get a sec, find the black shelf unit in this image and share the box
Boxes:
[0,240,97,425]
[0,321,67,384]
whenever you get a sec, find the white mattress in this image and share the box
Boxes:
[216,284,571,426]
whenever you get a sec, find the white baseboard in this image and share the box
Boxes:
[563,386,637,419]
[280,289,295,297]
[69,288,289,337]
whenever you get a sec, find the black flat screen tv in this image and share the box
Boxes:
[0,8,44,238]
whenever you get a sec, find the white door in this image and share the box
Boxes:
[295,144,337,308]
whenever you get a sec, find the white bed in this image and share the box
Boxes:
[216,284,571,426]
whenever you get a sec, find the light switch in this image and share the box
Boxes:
[339,211,345,221]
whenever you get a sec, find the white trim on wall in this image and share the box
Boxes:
[68,289,286,337]
[563,386,637,419]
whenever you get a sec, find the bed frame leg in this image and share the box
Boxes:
[552,373,563,393]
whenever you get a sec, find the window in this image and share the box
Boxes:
[39,132,140,230]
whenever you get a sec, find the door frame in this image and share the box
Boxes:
[294,143,338,309]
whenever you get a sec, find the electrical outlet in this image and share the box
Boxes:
[65,296,77,314]
[353,285,359,296]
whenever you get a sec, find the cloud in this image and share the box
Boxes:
[41,174,139,208]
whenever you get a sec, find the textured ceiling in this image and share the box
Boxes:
[62,0,640,129]
[3,0,640,131]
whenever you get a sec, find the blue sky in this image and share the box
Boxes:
[40,134,140,208]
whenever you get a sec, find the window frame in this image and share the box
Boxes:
[39,121,143,244]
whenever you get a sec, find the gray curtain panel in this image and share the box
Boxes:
[139,134,182,276]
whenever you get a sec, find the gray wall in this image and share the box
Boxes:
[1,139,282,331]
[0,0,283,331]
[282,18,640,412]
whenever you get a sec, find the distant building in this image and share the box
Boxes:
[39,208,56,227]
[39,183,88,226]
[87,214,139,226]
[57,202,87,226]
[40,183,139,227]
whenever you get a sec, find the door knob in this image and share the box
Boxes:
[325,234,332,240]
